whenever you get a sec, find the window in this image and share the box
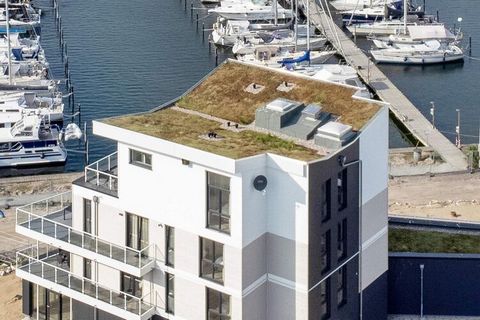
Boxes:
[337,219,347,261]
[121,272,142,298]
[337,169,347,211]
[321,179,331,221]
[166,226,174,267]
[129,149,152,169]
[83,258,92,279]
[207,288,231,320]
[83,198,92,234]
[320,278,330,320]
[207,172,230,233]
[337,266,347,307]
[320,230,330,274]
[166,273,174,314]
[200,238,224,284]
[126,213,149,251]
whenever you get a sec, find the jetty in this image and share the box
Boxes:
[305,0,468,173]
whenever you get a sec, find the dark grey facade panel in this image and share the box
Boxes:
[389,254,480,316]
[22,280,32,316]
[307,140,360,320]
[72,299,95,319]
[363,271,388,320]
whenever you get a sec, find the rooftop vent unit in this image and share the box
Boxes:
[302,103,323,120]
[314,121,356,150]
[256,98,303,131]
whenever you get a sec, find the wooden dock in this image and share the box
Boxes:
[306,0,468,172]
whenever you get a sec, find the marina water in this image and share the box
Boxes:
[36,0,480,172]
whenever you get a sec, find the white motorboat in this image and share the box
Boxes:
[346,16,438,36]
[371,25,459,49]
[232,29,327,54]
[208,1,294,21]
[330,0,401,11]
[237,48,337,68]
[0,113,67,168]
[211,19,251,47]
[370,40,464,64]
[0,91,64,122]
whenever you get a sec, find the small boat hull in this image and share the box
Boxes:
[371,48,464,65]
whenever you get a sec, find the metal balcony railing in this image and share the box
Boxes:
[16,192,156,270]
[16,247,154,317]
[84,152,118,196]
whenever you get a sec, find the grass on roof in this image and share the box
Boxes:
[389,228,480,254]
[105,108,320,161]
[177,61,380,130]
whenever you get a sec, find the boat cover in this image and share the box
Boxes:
[407,25,455,40]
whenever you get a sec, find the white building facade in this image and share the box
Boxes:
[16,62,389,320]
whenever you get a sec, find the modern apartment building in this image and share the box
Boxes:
[16,60,388,320]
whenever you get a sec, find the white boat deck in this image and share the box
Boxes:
[306,0,468,172]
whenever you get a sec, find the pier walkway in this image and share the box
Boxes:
[306,0,468,172]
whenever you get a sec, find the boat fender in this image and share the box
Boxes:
[40,153,44,159]
[404,57,408,62]
[443,52,446,62]
[422,58,424,64]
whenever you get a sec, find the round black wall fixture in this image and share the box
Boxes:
[253,175,268,191]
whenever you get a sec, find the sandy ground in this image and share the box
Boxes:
[389,172,480,222]
[0,273,23,320]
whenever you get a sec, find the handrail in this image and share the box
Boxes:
[16,249,154,316]
[84,152,118,192]
[16,193,158,269]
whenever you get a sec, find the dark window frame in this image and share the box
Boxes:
[321,179,331,222]
[337,169,348,211]
[206,172,231,234]
[200,237,224,284]
[165,225,174,267]
[337,266,347,308]
[206,287,231,320]
[120,272,142,298]
[320,278,331,320]
[129,148,152,170]
[83,198,92,234]
[337,219,347,262]
[320,230,331,275]
[166,272,174,314]
[83,258,92,279]
[126,212,149,251]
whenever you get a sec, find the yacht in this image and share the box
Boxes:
[330,0,401,11]
[346,15,438,36]
[232,29,327,55]
[208,1,294,22]
[0,113,67,168]
[370,40,464,64]
[236,48,336,68]
[341,2,424,25]
[0,91,64,122]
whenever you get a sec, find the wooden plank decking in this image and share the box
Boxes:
[306,0,468,171]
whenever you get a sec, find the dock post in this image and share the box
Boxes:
[436,10,439,22]
[202,22,205,41]
[184,0,187,11]
[469,37,472,56]
[196,14,199,30]
[215,48,218,66]
[191,3,194,19]
[354,25,357,43]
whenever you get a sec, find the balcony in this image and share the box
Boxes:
[16,247,156,320]
[75,152,118,197]
[16,192,156,277]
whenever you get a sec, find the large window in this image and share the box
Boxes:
[337,219,347,261]
[83,198,92,234]
[337,266,347,308]
[320,230,330,274]
[321,179,331,222]
[200,238,224,284]
[207,172,230,234]
[166,273,174,314]
[320,279,330,320]
[121,272,142,298]
[126,213,149,251]
[166,225,174,267]
[207,288,231,320]
[337,169,347,211]
[129,149,152,169]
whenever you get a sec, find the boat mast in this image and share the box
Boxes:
[295,0,298,51]
[274,0,278,25]
[403,0,408,34]
[5,0,12,85]
[306,0,310,51]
